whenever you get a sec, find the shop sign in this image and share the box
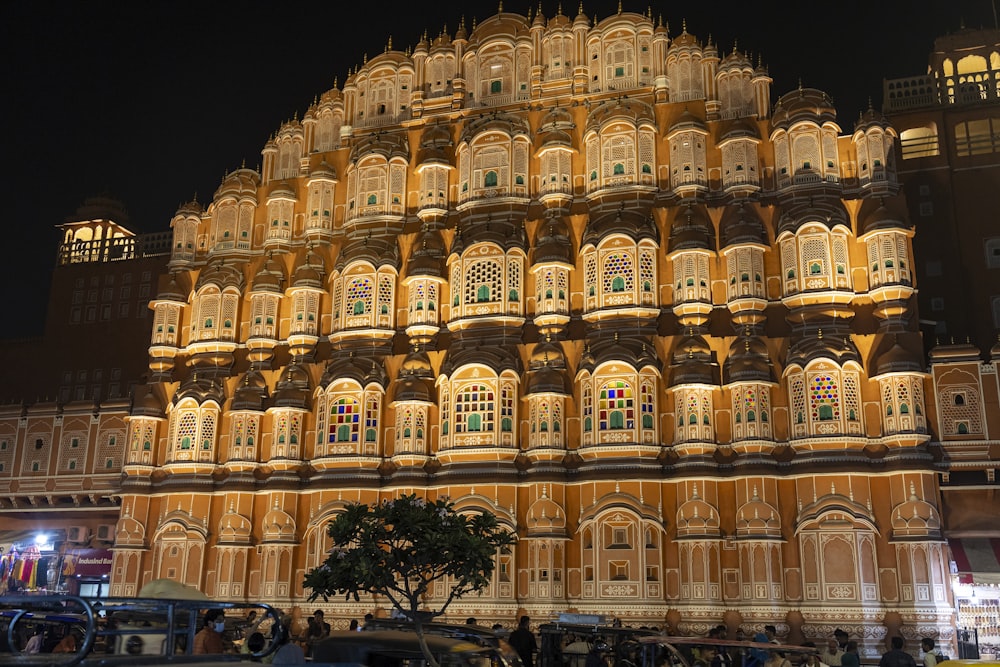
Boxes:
[63,548,113,578]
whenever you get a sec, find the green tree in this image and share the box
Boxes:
[304,493,516,667]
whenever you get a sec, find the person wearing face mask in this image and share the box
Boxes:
[194,609,227,654]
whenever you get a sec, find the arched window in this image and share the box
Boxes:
[612,276,626,292]
[484,171,498,187]
[818,404,834,420]
[477,285,491,302]
[353,300,365,315]
[610,411,624,429]
[468,414,482,431]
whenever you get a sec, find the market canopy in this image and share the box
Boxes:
[138,578,209,600]
[949,537,1000,584]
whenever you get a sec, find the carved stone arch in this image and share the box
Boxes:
[152,513,208,589]
[795,493,879,534]
[301,500,352,570]
[451,493,516,530]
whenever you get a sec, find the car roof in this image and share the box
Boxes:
[320,630,487,652]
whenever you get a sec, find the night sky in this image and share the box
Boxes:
[4,0,995,339]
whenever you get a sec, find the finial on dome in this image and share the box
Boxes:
[498,0,503,12]
[617,0,622,13]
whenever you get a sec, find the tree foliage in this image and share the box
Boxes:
[304,493,516,621]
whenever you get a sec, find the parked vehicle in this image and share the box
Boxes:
[0,593,281,665]
[313,629,519,667]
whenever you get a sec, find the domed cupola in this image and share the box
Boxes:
[772,86,837,130]
[406,225,447,278]
[668,204,715,253]
[334,233,400,272]
[532,214,574,266]
[309,160,337,180]
[195,261,244,292]
[291,246,326,288]
[582,205,659,248]
[320,352,388,391]
[860,199,909,236]
[719,202,767,248]
[668,106,708,135]
[390,347,435,404]
[669,330,718,387]
[787,329,861,368]
[156,272,188,303]
[735,487,782,538]
[175,372,225,406]
[874,337,924,376]
[676,484,722,538]
[231,369,269,412]
[526,336,570,396]
[272,363,311,409]
[440,339,522,378]
[526,488,568,538]
[249,255,283,293]
[131,384,166,419]
[416,123,454,166]
[450,214,528,256]
[724,333,773,384]
[890,482,942,538]
[577,332,660,376]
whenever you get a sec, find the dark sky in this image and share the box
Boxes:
[4,0,995,339]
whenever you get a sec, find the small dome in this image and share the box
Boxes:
[735,488,781,538]
[860,199,910,236]
[267,181,297,200]
[272,364,311,409]
[928,338,982,363]
[131,385,165,418]
[526,491,568,538]
[720,116,760,142]
[218,508,253,544]
[669,204,715,253]
[261,501,296,543]
[406,226,446,278]
[532,216,574,265]
[874,339,923,376]
[539,106,574,130]
[292,248,325,287]
[309,161,337,180]
[786,329,861,367]
[668,107,708,135]
[772,86,838,129]
[251,256,285,293]
[582,205,659,248]
[156,273,188,302]
[670,332,718,387]
[671,24,698,48]
[232,370,269,412]
[890,484,942,537]
[676,485,721,537]
[724,334,773,384]
[719,203,767,248]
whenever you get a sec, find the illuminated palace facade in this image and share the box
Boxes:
[21,5,999,653]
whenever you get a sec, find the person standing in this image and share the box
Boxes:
[508,615,537,667]
[879,637,917,667]
[841,641,860,667]
[820,639,844,667]
[194,609,226,655]
[272,617,306,665]
[920,638,943,667]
